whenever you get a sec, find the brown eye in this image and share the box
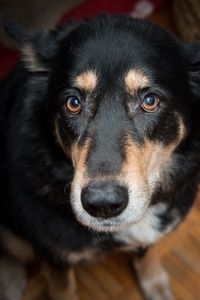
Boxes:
[66,96,82,114]
[142,94,160,112]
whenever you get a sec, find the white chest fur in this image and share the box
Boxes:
[114,203,180,249]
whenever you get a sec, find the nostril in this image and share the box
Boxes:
[81,181,128,219]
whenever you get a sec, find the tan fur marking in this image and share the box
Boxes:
[125,69,150,94]
[75,70,97,92]
[121,130,185,195]
[67,248,100,264]
[22,44,46,72]
[0,227,35,262]
[120,138,144,181]
[71,139,91,189]
[54,119,72,158]
[42,264,79,300]
[71,139,90,170]
[54,120,65,151]
[45,240,98,264]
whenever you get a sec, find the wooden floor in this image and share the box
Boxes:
[23,4,200,300]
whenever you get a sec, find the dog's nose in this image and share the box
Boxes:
[81,181,128,218]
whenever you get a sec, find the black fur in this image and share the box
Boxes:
[0,15,200,269]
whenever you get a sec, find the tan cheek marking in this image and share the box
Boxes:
[119,138,145,186]
[142,141,174,177]
[54,120,72,158]
[75,70,97,92]
[125,69,150,95]
[71,139,91,188]
[54,120,65,151]
[142,140,180,186]
[144,116,186,183]
[120,129,185,194]
[71,139,90,169]
[22,44,47,72]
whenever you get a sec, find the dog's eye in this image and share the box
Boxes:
[66,96,82,114]
[142,94,160,112]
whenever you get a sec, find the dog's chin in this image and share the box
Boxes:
[73,211,146,233]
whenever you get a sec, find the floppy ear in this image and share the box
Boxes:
[184,43,200,98]
[4,19,79,72]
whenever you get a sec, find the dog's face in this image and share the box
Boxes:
[6,16,200,232]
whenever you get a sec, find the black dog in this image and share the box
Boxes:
[0,15,200,300]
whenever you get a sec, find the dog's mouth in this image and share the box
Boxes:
[70,180,150,233]
[70,203,149,233]
[71,212,148,233]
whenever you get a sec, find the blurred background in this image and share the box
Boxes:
[0,0,200,299]
[0,0,200,79]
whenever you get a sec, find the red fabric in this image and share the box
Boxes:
[0,46,20,79]
[0,0,170,79]
[61,0,169,21]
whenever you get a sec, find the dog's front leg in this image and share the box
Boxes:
[133,246,173,300]
[42,263,79,300]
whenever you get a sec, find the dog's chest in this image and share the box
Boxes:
[114,203,180,249]
[51,203,180,265]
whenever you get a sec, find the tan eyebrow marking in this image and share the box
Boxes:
[75,70,98,92]
[125,69,150,94]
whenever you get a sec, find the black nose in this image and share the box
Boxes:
[81,181,128,218]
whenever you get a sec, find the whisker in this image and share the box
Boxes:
[64,182,71,194]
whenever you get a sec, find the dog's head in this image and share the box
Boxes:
[5,16,200,232]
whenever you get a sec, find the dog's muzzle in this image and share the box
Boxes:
[81,181,128,218]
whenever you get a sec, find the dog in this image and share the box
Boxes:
[0,15,200,300]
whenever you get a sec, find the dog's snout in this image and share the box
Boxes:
[81,181,128,218]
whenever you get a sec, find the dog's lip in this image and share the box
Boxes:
[76,211,146,233]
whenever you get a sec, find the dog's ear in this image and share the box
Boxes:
[4,19,79,72]
[184,43,200,98]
